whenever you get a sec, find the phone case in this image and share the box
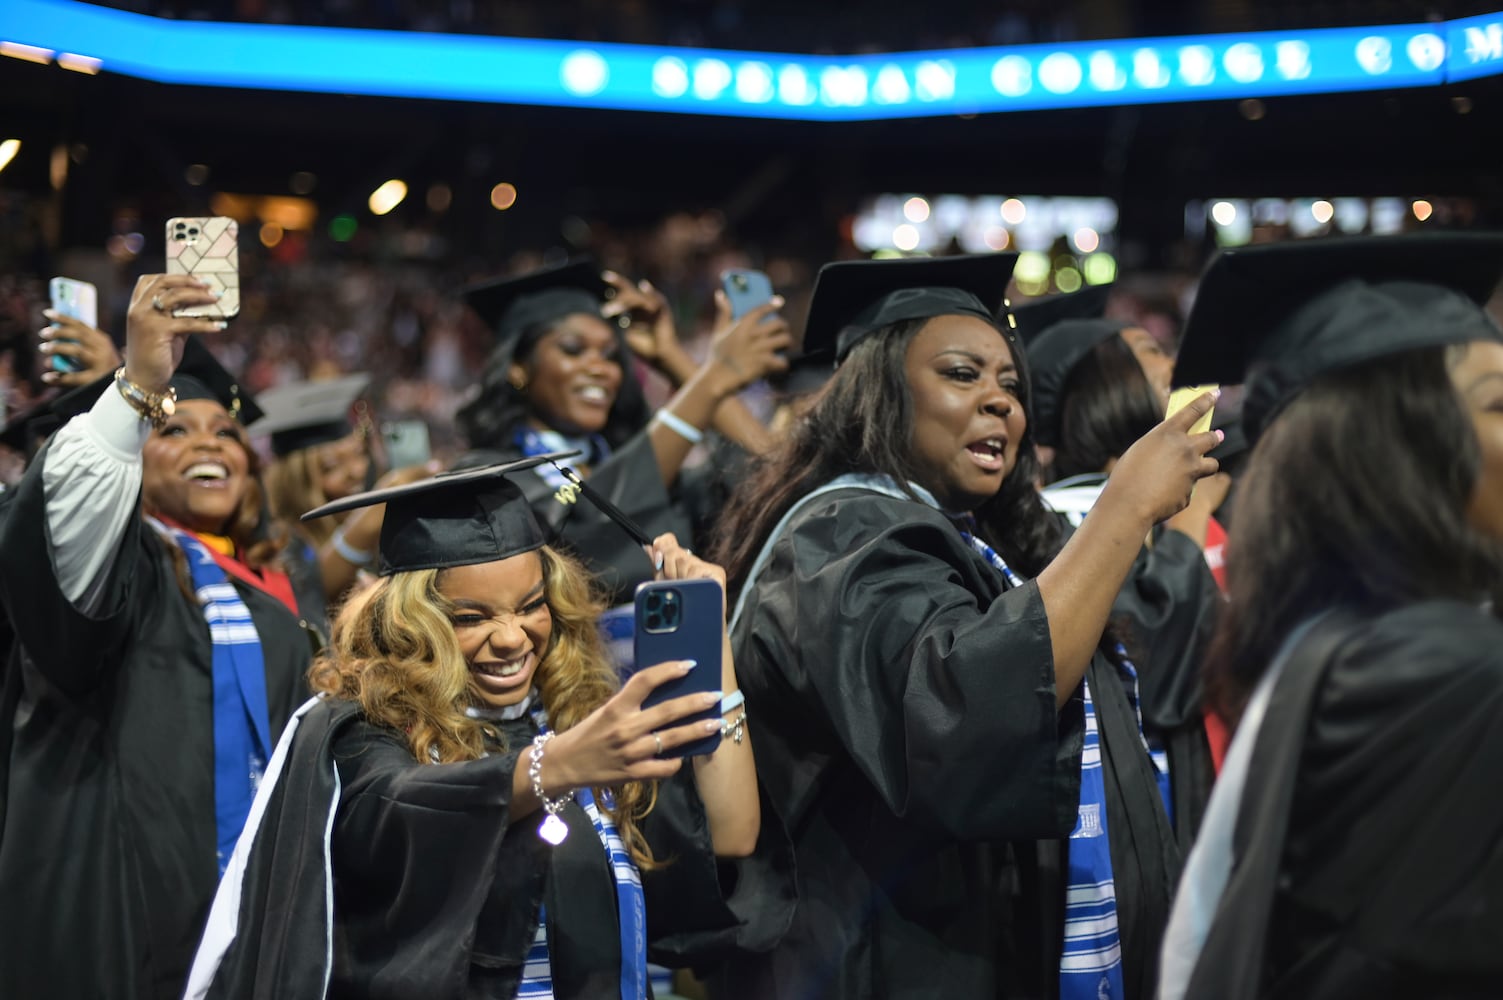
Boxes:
[48,277,98,374]
[721,269,775,321]
[381,420,432,469]
[635,578,724,758]
[1167,383,1218,435]
[165,217,240,319]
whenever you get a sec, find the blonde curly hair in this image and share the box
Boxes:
[309,544,661,867]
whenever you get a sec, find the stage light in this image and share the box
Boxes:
[1001,198,1027,225]
[0,41,52,64]
[1275,40,1311,80]
[903,197,930,223]
[892,224,920,251]
[1412,199,1434,221]
[1083,253,1117,285]
[368,179,407,216]
[778,64,816,105]
[329,215,358,242]
[983,227,1010,251]
[1356,36,1394,75]
[1224,43,1264,83]
[0,140,18,175]
[874,65,911,104]
[820,65,868,106]
[1133,48,1171,88]
[1072,227,1100,253]
[652,57,689,98]
[1089,51,1127,91]
[1407,33,1446,72]
[736,62,775,103]
[1179,45,1216,86]
[992,56,1032,97]
[1039,53,1083,94]
[490,182,518,211]
[259,223,283,248]
[692,58,732,100]
[1311,199,1334,224]
[1055,267,1083,294]
[1211,201,1238,227]
[560,50,608,96]
[57,52,101,73]
[914,60,955,101]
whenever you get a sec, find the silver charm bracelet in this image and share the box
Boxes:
[528,733,574,845]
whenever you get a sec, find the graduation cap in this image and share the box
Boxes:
[1174,233,1503,442]
[1011,284,1132,448]
[172,336,265,426]
[247,374,370,457]
[801,254,1019,364]
[301,451,652,575]
[463,260,609,358]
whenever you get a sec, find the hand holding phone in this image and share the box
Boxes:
[636,577,725,758]
[720,269,776,322]
[381,420,432,469]
[1167,384,1218,434]
[165,217,240,319]
[46,277,98,375]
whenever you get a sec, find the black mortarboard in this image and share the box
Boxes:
[1011,285,1132,448]
[301,451,652,575]
[247,374,371,457]
[1174,233,1503,442]
[171,336,265,426]
[801,254,1019,364]
[463,259,609,357]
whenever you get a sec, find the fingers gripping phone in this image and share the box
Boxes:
[1167,384,1219,433]
[165,217,241,319]
[635,578,724,758]
[47,277,98,374]
[720,269,775,322]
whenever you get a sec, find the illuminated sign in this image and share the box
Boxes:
[0,0,1499,120]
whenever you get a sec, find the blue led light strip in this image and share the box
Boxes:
[1,0,1500,120]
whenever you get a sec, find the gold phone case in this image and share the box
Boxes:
[165,217,240,319]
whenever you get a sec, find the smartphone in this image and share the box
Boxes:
[381,420,431,469]
[165,217,240,319]
[635,577,724,758]
[721,269,775,322]
[47,277,98,374]
[1167,383,1218,435]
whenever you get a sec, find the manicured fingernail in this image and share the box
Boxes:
[654,552,664,573]
[42,309,57,320]
[38,342,53,353]
[771,295,785,306]
[703,720,722,732]
[704,690,723,706]
[1212,387,1222,400]
[212,290,224,299]
[1216,429,1226,442]
[212,320,227,330]
[680,659,697,672]
[41,371,58,383]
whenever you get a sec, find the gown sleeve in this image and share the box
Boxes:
[1111,526,1222,729]
[740,491,1083,842]
[0,391,152,698]
[328,725,532,994]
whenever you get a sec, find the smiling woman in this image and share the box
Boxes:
[0,276,316,1000]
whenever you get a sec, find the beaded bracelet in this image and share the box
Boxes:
[654,408,704,445]
[528,733,575,845]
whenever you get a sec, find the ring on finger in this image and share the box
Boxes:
[652,732,664,758]
[151,294,166,313]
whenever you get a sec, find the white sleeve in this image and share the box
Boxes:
[41,384,153,610]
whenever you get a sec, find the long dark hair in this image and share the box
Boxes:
[1052,334,1163,481]
[1206,344,1503,724]
[455,317,650,451]
[712,317,1063,599]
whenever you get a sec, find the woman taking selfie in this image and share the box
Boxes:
[712,254,1220,1000]
[0,274,314,999]
[186,456,787,999]
[1161,234,1503,1000]
[455,260,789,605]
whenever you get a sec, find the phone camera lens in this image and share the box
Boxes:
[732,275,747,291]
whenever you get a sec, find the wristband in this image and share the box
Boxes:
[654,408,704,445]
[720,689,746,714]
[330,526,375,567]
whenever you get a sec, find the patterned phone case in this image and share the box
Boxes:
[165,217,240,319]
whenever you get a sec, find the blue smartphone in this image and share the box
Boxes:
[47,277,97,374]
[635,577,724,758]
[720,269,775,322]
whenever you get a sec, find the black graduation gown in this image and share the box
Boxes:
[716,489,1178,1000]
[281,534,331,639]
[1111,526,1221,848]
[0,443,313,1000]
[1183,600,1503,1000]
[194,699,794,999]
[457,430,694,606]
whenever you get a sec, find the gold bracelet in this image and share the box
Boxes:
[113,367,178,430]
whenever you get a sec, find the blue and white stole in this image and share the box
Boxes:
[514,427,612,491]
[150,519,273,877]
[511,700,648,1000]
[954,517,1132,1000]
